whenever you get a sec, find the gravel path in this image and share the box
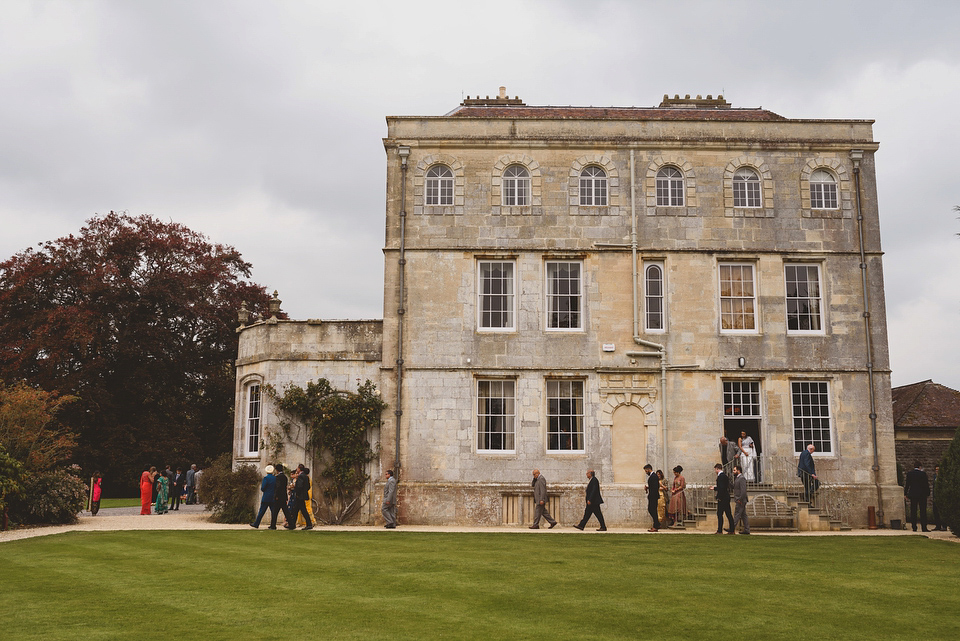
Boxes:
[1,506,954,543]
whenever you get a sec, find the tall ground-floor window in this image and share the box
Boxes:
[791,380,832,454]
[547,379,584,451]
[477,380,516,451]
[246,383,261,455]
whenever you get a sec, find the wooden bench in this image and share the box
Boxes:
[746,494,797,531]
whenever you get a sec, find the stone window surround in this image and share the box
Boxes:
[474,374,519,455]
[491,154,542,215]
[413,154,465,216]
[544,259,585,332]
[645,155,698,216]
[799,158,853,219]
[569,154,620,216]
[240,375,264,458]
[790,379,835,455]
[643,260,666,333]
[784,261,826,335]
[718,260,760,334]
[545,376,586,453]
[723,156,774,217]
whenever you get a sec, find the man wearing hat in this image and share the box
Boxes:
[249,465,277,529]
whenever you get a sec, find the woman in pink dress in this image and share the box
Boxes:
[140,466,155,515]
[91,472,102,515]
[668,465,687,525]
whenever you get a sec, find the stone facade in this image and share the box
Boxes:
[234,92,903,528]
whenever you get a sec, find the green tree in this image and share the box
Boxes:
[0,382,76,471]
[269,379,386,524]
[935,429,960,536]
[0,212,277,495]
[0,445,23,530]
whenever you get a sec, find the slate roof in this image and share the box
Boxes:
[891,380,960,428]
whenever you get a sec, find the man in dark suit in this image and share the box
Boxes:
[290,466,313,530]
[797,444,818,503]
[903,462,930,532]
[269,464,293,529]
[732,465,750,535]
[711,463,734,534]
[171,468,185,510]
[574,469,606,531]
[644,464,661,532]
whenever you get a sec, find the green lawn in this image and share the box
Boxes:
[1,532,957,640]
[97,498,142,509]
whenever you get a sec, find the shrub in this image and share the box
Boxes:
[200,453,260,523]
[936,429,960,536]
[8,467,87,525]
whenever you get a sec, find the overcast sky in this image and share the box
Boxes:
[1,0,958,390]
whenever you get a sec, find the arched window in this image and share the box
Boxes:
[245,382,261,455]
[579,166,607,206]
[502,165,530,206]
[644,263,664,331]
[733,167,761,208]
[809,169,838,209]
[656,166,684,206]
[425,165,454,206]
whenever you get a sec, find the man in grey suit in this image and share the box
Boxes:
[719,436,740,469]
[529,469,558,529]
[732,464,751,534]
[382,469,398,529]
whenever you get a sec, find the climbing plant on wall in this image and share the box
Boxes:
[267,378,386,524]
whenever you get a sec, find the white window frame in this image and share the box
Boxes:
[545,261,583,331]
[733,167,762,208]
[791,380,833,454]
[502,165,530,206]
[723,380,761,417]
[546,379,585,452]
[809,169,838,210]
[425,164,454,206]
[478,260,515,331]
[579,166,607,206]
[656,166,684,206]
[785,264,824,334]
[644,262,666,332]
[477,379,516,452]
[719,263,758,333]
[245,382,261,456]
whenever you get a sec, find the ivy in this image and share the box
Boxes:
[267,379,386,524]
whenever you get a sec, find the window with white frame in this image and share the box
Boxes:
[477,380,515,451]
[579,166,607,206]
[809,169,838,209]
[425,164,454,206]
[719,263,757,332]
[656,166,685,206]
[546,261,582,330]
[547,379,584,451]
[644,262,665,331]
[723,380,761,417]
[785,264,823,332]
[502,165,530,206]
[245,383,261,455]
[733,167,762,208]
[478,261,515,330]
[791,380,833,453]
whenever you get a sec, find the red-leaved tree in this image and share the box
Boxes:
[0,212,278,495]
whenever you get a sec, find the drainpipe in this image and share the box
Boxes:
[394,145,410,478]
[629,149,669,471]
[851,148,884,524]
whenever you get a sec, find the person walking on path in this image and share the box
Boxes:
[154,469,169,515]
[268,464,293,529]
[644,464,661,532]
[574,469,606,531]
[171,468,184,511]
[732,465,751,535]
[797,444,818,503]
[185,464,197,505]
[290,467,314,530]
[668,466,686,526]
[529,469,557,529]
[90,472,102,516]
[382,469,398,529]
[139,466,155,515]
[903,462,930,532]
[250,465,277,529]
[711,463,734,534]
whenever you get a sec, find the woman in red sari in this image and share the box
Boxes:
[140,466,156,515]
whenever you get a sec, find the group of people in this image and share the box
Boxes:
[719,432,758,482]
[138,464,200,515]
[249,464,315,530]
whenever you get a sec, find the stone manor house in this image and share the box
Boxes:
[233,90,902,528]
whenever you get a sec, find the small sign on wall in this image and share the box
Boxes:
[602,343,615,352]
